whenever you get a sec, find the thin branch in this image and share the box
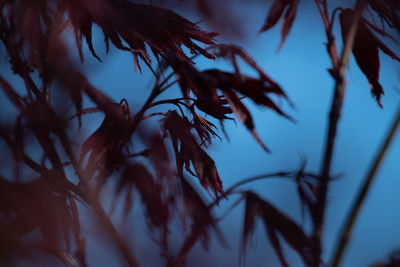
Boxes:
[313,0,367,265]
[331,105,400,267]
[170,170,319,267]
[314,0,339,69]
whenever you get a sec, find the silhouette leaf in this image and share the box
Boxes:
[178,176,225,250]
[368,0,400,33]
[63,1,217,69]
[241,191,313,266]
[259,0,300,50]
[222,90,270,152]
[340,9,400,107]
[213,44,290,100]
[120,164,169,230]
[163,111,223,198]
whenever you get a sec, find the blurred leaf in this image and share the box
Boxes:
[163,111,224,198]
[259,0,300,50]
[241,191,313,267]
[340,8,400,107]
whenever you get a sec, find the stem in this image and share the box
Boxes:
[314,0,339,69]
[331,106,400,267]
[170,170,318,266]
[313,0,367,265]
[208,172,293,209]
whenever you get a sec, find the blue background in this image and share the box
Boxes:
[1,0,400,266]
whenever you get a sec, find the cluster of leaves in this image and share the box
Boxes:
[0,0,399,266]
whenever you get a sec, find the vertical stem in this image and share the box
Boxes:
[312,0,366,265]
[331,106,400,267]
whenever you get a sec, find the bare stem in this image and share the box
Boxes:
[331,106,400,267]
[313,0,367,265]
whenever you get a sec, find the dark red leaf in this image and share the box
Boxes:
[212,44,290,100]
[340,9,400,107]
[241,192,313,266]
[259,0,300,50]
[0,175,74,260]
[192,113,221,146]
[368,0,400,33]
[163,111,224,198]
[62,1,217,69]
[79,91,130,179]
[222,90,271,152]
[120,164,169,229]
[204,69,293,120]
[179,176,225,248]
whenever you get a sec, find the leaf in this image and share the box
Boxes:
[192,113,221,146]
[193,0,243,37]
[368,0,400,33]
[148,133,174,180]
[179,176,225,249]
[222,90,271,152]
[194,97,233,120]
[241,191,313,266]
[259,0,300,50]
[79,93,130,179]
[0,175,74,261]
[212,44,290,100]
[163,111,224,198]
[120,164,169,229]
[340,9,400,107]
[204,69,293,120]
[63,1,217,69]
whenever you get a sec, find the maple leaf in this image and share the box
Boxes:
[203,69,293,152]
[0,175,75,263]
[163,111,223,198]
[119,164,169,230]
[368,0,400,33]
[241,191,313,267]
[176,176,226,255]
[259,0,300,50]
[79,89,130,180]
[62,0,217,69]
[167,52,292,152]
[212,44,291,101]
[340,8,400,107]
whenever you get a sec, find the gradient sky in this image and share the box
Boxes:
[83,1,400,266]
[1,1,400,266]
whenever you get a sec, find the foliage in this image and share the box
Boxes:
[0,0,399,266]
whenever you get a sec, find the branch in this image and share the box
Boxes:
[314,0,339,69]
[170,170,319,266]
[312,0,367,265]
[331,105,400,267]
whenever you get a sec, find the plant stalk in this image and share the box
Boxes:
[313,0,366,265]
[331,105,400,267]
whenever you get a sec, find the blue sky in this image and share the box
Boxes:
[1,1,400,266]
[80,1,400,266]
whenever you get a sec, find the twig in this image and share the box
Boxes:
[313,0,367,265]
[331,105,400,267]
[314,0,339,69]
[170,170,319,266]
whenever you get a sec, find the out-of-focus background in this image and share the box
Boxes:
[1,0,399,266]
